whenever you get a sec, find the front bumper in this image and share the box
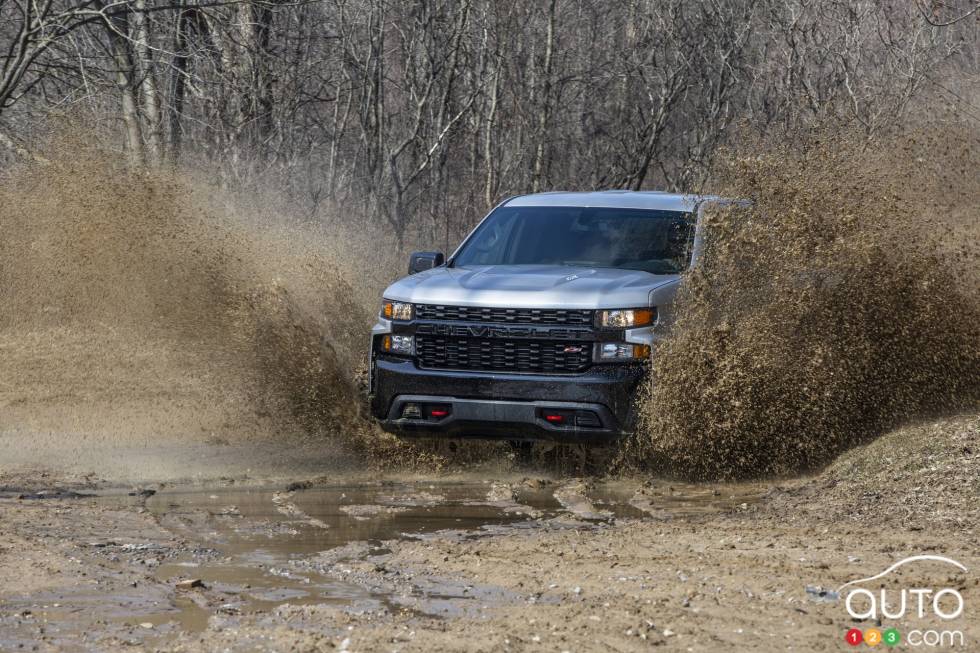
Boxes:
[370,355,645,443]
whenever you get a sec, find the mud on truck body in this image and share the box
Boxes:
[368,191,723,444]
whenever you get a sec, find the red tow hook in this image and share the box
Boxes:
[427,404,452,420]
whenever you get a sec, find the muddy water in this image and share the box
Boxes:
[0,480,764,648]
[136,481,761,627]
[131,483,543,631]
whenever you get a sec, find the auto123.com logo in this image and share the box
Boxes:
[836,555,969,648]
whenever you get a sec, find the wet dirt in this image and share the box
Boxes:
[0,478,764,650]
[0,415,976,652]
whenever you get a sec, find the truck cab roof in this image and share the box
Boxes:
[502,190,714,212]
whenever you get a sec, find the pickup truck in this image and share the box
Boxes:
[368,191,717,444]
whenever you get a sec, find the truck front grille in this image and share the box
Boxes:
[415,304,593,325]
[416,336,592,374]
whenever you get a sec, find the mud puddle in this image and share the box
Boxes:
[0,479,764,648]
[128,483,543,631]
[136,480,761,625]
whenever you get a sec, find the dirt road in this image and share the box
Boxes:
[1,416,976,652]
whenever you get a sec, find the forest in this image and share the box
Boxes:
[1,1,977,246]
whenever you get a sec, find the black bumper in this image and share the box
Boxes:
[370,355,645,443]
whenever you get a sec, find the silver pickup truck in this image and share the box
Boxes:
[368,191,719,444]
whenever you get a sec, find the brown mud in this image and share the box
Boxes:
[631,124,980,479]
[0,138,398,480]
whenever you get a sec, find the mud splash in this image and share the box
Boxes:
[0,138,391,475]
[630,123,980,480]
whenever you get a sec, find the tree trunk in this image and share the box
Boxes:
[133,0,163,165]
[169,6,192,164]
[107,10,145,167]
[530,0,557,193]
[483,62,500,207]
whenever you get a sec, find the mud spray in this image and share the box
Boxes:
[2,124,976,482]
[0,136,418,479]
[627,122,980,480]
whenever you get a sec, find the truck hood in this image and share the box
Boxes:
[383,265,679,309]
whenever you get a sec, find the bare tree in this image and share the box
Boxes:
[1,0,975,235]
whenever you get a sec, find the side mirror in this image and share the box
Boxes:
[408,251,445,275]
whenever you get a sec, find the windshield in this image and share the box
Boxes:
[452,206,695,274]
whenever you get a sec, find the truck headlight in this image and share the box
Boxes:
[382,300,413,321]
[597,308,655,328]
[381,334,414,355]
[596,342,651,361]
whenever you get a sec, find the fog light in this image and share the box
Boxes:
[575,411,601,428]
[401,403,421,419]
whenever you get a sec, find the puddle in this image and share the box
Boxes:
[0,478,765,647]
[93,482,552,632]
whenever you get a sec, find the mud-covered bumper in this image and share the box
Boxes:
[369,355,645,443]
